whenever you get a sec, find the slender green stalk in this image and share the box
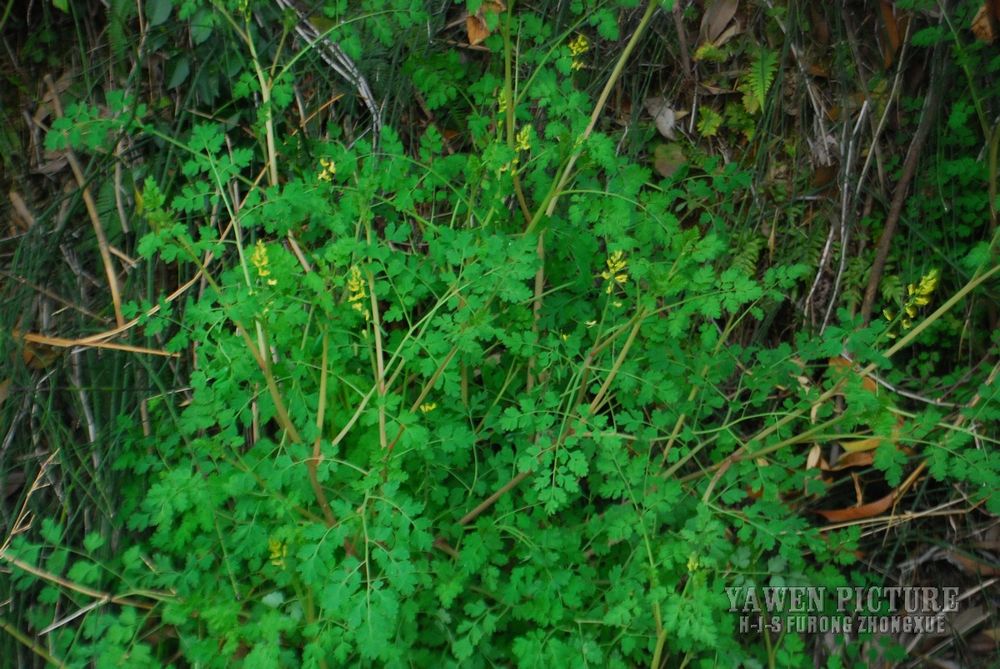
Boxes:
[526,0,660,233]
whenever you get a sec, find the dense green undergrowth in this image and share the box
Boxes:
[2,0,999,667]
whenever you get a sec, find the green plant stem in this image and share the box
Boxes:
[0,617,67,669]
[363,218,389,454]
[882,263,1000,359]
[310,331,336,526]
[661,315,737,464]
[502,6,532,223]
[526,0,659,233]
[685,262,1000,483]
[610,452,665,668]
[176,237,304,445]
[0,0,15,34]
[457,308,648,528]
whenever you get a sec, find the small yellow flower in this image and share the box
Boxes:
[318,157,336,182]
[585,320,597,328]
[268,538,287,568]
[916,268,939,297]
[882,308,894,321]
[569,34,589,57]
[569,34,589,71]
[419,402,437,414]
[347,266,369,320]
[251,240,278,286]
[601,251,629,294]
[603,251,627,278]
[347,265,364,295]
[883,269,939,338]
[251,240,268,274]
[559,332,570,341]
[687,554,700,572]
[515,125,532,152]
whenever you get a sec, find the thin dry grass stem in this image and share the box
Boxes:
[860,46,946,324]
[43,75,126,328]
[0,271,107,322]
[16,332,177,358]
[366,267,388,452]
[0,453,169,613]
[309,331,336,526]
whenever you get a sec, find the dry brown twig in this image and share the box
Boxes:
[43,75,126,329]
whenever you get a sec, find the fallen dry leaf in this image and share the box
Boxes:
[945,550,1000,577]
[652,143,686,178]
[828,451,875,471]
[815,489,895,522]
[699,0,739,46]
[972,4,996,43]
[466,0,505,47]
[643,97,678,139]
[806,444,822,470]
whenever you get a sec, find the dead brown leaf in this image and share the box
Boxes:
[946,550,1000,577]
[652,143,686,178]
[643,97,678,139]
[466,1,505,47]
[699,0,739,45]
[815,489,896,522]
[972,4,996,43]
[828,451,875,471]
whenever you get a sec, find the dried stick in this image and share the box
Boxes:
[860,49,946,324]
[44,75,126,328]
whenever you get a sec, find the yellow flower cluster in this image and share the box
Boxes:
[251,240,278,286]
[883,268,938,333]
[568,34,589,70]
[499,125,534,175]
[515,125,532,152]
[319,157,336,182]
[419,402,437,414]
[347,265,369,319]
[268,538,287,568]
[601,251,629,295]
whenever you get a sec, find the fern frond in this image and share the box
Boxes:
[731,235,764,276]
[742,48,779,114]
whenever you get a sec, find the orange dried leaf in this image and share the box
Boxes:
[828,451,875,470]
[815,489,896,522]
[465,1,505,46]
[946,550,1000,576]
[972,4,996,43]
[466,15,490,45]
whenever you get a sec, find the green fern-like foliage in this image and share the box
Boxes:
[741,47,779,114]
[731,234,765,276]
